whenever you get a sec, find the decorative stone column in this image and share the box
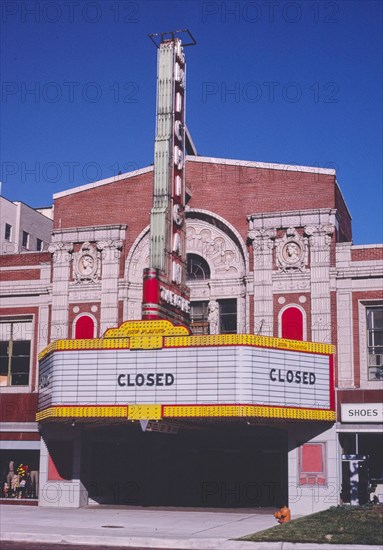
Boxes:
[97,239,123,335]
[304,224,334,343]
[48,242,73,341]
[247,228,276,336]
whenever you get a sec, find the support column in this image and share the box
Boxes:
[38,424,87,508]
[305,224,334,343]
[48,242,73,340]
[97,239,123,335]
[247,229,276,336]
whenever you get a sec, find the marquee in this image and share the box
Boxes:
[37,320,335,422]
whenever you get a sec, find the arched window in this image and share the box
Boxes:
[186,254,210,280]
[281,306,304,341]
[74,315,95,339]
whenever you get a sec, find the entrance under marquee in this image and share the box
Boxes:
[82,422,288,508]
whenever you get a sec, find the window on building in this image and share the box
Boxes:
[186,254,210,280]
[22,231,29,250]
[219,299,237,334]
[0,320,32,386]
[36,238,43,251]
[367,306,383,381]
[4,223,12,241]
[190,301,209,335]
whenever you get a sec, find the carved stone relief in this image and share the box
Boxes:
[126,231,150,283]
[186,224,244,278]
[73,242,100,284]
[275,227,308,272]
[48,241,73,263]
[208,300,219,334]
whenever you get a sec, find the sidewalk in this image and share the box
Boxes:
[0,505,379,550]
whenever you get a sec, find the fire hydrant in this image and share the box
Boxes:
[274,505,291,523]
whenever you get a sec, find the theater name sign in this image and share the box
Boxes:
[37,320,335,422]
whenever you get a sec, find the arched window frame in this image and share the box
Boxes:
[72,313,97,339]
[278,304,307,341]
[186,254,211,280]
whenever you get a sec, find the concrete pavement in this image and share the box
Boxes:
[0,505,380,550]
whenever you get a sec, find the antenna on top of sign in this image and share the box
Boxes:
[142,30,196,327]
[147,29,197,48]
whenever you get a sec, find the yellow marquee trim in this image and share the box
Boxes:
[39,321,335,360]
[163,405,336,421]
[104,319,189,338]
[36,404,336,422]
[36,406,128,421]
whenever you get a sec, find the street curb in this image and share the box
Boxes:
[1,533,381,550]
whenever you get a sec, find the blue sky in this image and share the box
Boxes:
[1,0,382,244]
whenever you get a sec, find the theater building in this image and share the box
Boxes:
[1,33,382,513]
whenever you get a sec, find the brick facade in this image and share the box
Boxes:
[1,156,382,510]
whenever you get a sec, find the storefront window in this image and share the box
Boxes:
[0,451,40,499]
[0,320,32,386]
[366,306,383,381]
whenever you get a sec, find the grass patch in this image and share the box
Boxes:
[240,504,383,545]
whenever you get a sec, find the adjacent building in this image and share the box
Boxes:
[1,196,53,255]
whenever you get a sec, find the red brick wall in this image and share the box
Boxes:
[0,393,39,423]
[335,183,352,242]
[0,252,50,267]
[249,295,254,334]
[351,248,383,262]
[53,172,153,253]
[0,269,41,281]
[186,161,336,245]
[54,162,338,258]
[118,301,124,325]
[0,432,40,441]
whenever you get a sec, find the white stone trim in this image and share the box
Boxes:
[124,226,150,321]
[336,423,383,432]
[186,155,336,175]
[352,244,383,250]
[71,312,98,339]
[186,208,249,272]
[53,167,153,199]
[0,441,40,450]
[0,265,46,271]
[248,209,337,230]
[337,290,355,388]
[0,422,38,432]
[51,225,126,243]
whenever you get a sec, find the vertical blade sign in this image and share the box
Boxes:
[142,37,190,326]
